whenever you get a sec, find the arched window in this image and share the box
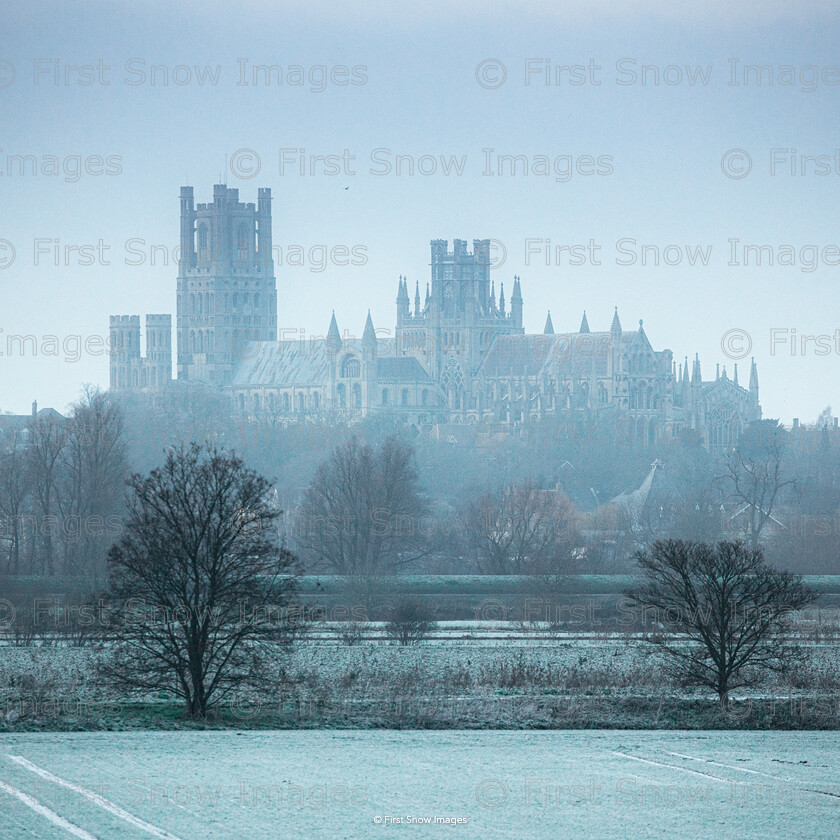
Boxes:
[353,384,362,407]
[382,389,389,406]
[283,393,290,411]
[421,389,428,406]
[401,389,409,406]
[342,357,361,378]
[336,384,346,408]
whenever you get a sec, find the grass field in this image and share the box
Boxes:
[0,731,838,838]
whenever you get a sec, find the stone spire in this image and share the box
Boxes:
[511,276,523,328]
[499,282,506,316]
[396,275,409,323]
[610,307,622,338]
[544,310,554,334]
[691,353,701,384]
[749,357,759,400]
[489,280,497,313]
[362,310,377,351]
[414,278,421,316]
[579,311,590,333]
[326,311,342,352]
[733,363,739,386]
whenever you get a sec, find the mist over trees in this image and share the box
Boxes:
[1,383,838,584]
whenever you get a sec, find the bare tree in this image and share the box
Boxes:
[0,428,34,574]
[295,435,428,576]
[27,411,67,575]
[103,443,297,719]
[627,539,817,701]
[721,421,795,547]
[464,481,578,575]
[58,387,127,579]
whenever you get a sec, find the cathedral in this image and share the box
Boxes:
[109,184,762,448]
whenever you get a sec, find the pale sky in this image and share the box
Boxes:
[1,0,838,421]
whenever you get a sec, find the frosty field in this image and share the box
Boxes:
[0,730,837,839]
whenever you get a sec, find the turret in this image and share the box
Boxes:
[610,307,622,339]
[749,357,759,401]
[257,187,273,274]
[326,311,342,354]
[396,275,410,324]
[179,186,196,273]
[145,314,172,388]
[362,311,377,356]
[511,276,523,329]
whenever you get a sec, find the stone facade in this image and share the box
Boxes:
[110,184,762,448]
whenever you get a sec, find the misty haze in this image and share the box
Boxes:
[1,2,839,839]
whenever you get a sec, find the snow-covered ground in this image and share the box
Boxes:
[0,730,838,839]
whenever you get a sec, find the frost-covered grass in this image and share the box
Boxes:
[1,730,840,839]
[2,636,840,730]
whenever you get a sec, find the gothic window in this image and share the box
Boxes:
[283,393,290,411]
[401,389,409,406]
[421,389,428,406]
[198,224,209,259]
[237,223,249,261]
[336,384,346,408]
[342,357,361,378]
[382,389,389,406]
[313,392,320,410]
[253,394,260,412]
